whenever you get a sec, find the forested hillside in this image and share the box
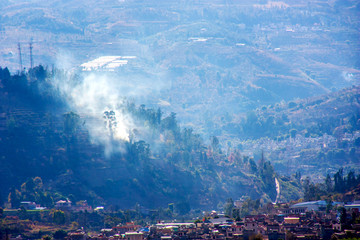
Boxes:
[0,0,359,214]
[0,0,359,139]
[0,67,302,210]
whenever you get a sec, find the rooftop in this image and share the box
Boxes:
[80,56,136,71]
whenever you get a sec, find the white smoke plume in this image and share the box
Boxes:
[53,54,168,156]
[53,71,131,156]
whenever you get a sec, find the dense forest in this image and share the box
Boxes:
[0,66,305,210]
[1,65,359,212]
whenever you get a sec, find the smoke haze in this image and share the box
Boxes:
[53,57,167,156]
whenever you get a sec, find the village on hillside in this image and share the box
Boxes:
[1,198,360,240]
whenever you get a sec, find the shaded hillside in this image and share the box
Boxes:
[0,0,359,210]
[0,67,302,209]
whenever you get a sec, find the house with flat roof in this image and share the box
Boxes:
[55,199,72,210]
[286,200,342,213]
[344,201,360,211]
[124,232,143,240]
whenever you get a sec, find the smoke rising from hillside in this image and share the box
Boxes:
[53,71,131,156]
[53,55,168,156]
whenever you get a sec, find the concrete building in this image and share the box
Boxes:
[124,232,143,240]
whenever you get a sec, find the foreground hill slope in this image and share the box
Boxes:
[0,68,302,209]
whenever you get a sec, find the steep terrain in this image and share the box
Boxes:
[0,0,359,211]
[0,0,359,137]
[221,86,360,179]
[0,68,302,209]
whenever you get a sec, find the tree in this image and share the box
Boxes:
[326,199,333,213]
[334,168,345,193]
[168,203,174,213]
[0,67,10,81]
[52,210,66,225]
[156,108,162,125]
[340,207,347,226]
[0,67,11,89]
[249,158,258,173]
[103,110,117,139]
[194,219,202,224]
[33,176,43,190]
[40,192,54,208]
[42,235,52,240]
[63,112,80,135]
[232,208,241,221]
[8,188,21,208]
[53,230,67,239]
[161,112,178,132]
[29,65,47,82]
[211,136,220,153]
[224,198,234,217]
[64,112,81,167]
[243,111,262,137]
[346,170,356,189]
[134,140,150,161]
[21,178,35,193]
[295,171,301,183]
[325,174,333,192]
[303,177,313,201]
[175,201,190,215]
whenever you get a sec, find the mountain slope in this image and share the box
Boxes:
[0,0,359,135]
[0,68,302,209]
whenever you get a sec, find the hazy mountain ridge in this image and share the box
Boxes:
[219,86,360,180]
[0,0,359,210]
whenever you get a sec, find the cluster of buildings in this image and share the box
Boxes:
[55,199,96,212]
[240,129,360,178]
[64,200,360,240]
[19,201,46,210]
[18,199,95,212]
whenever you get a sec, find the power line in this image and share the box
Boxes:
[29,40,33,69]
[18,43,23,73]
